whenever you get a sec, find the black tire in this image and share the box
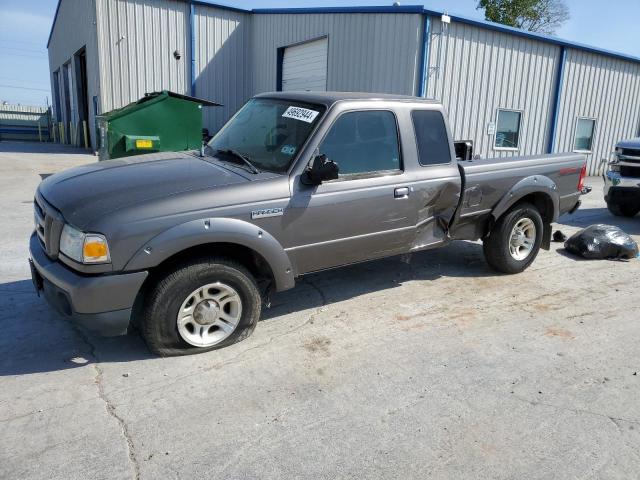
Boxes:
[483,203,544,274]
[607,201,639,218]
[141,256,261,357]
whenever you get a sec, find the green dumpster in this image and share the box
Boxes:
[97,91,220,160]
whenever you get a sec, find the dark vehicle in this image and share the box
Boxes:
[29,92,586,356]
[604,138,640,217]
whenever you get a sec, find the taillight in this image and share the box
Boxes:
[577,163,587,192]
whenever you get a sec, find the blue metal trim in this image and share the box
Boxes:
[417,14,431,98]
[190,2,196,97]
[253,6,425,15]
[548,46,567,153]
[190,0,250,13]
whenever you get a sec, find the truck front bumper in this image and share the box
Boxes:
[29,232,148,336]
[603,170,640,201]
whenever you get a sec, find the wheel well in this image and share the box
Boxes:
[515,192,554,223]
[131,243,275,324]
[484,192,554,238]
[155,242,275,284]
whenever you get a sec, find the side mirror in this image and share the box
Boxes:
[301,154,339,185]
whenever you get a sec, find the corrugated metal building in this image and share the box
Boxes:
[47,1,640,173]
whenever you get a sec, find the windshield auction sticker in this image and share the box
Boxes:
[282,106,319,123]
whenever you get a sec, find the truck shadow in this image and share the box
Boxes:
[262,240,496,321]
[0,240,496,376]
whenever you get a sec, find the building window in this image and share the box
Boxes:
[411,110,451,166]
[494,109,522,150]
[319,110,401,175]
[574,118,596,152]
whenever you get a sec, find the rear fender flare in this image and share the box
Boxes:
[125,217,295,291]
[491,176,560,223]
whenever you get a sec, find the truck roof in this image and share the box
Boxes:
[255,91,440,107]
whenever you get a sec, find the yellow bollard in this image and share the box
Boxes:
[60,123,65,144]
[83,120,89,149]
[52,123,56,143]
[69,122,73,145]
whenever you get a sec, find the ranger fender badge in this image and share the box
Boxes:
[251,207,284,219]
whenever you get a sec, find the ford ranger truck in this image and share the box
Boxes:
[604,138,640,217]
[29,92,586,356]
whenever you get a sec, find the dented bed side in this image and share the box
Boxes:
[448,153,585,241]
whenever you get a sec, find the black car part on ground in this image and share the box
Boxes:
[564,224,639,260]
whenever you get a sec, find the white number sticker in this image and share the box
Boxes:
[282,106,319,123]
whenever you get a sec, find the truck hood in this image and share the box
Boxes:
[38,151,250,229]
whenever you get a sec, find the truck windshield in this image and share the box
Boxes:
[207,98,326,173]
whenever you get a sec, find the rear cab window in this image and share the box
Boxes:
[411,110,451,166]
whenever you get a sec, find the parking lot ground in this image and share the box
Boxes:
[1,141,639,480]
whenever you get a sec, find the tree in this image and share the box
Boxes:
[477,0,570,35]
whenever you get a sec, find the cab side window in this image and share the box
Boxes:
[319,110,401,175]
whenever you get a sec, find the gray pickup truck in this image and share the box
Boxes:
[604,138,640,217]
[30,92,586,356]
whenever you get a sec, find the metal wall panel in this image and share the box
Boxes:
[193,5,252,134]
[555,49,640,174]
[251,12,423,96]
[95,0,190,113]
[48,0,100,147]
[426,17,561,159]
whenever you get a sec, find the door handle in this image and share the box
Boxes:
[394,187,410,199]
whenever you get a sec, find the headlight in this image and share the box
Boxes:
[60,224,111,264]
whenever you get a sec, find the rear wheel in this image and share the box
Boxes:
[483,203,544,274]
[141,256,261,356]
[607,201,639,218]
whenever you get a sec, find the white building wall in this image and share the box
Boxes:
[251,12,424,96]
[95,0,191,113]
[555,49,640,175]
[426,17,561,159]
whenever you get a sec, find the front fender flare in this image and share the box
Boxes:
[125,217,295,291]
[491,175,560,223]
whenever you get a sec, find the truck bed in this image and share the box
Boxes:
[449,153,585,240]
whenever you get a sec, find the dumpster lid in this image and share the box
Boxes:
[97,90,222,121]
[140,90,222,107]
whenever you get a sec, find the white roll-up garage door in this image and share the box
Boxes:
[282,37,328,92]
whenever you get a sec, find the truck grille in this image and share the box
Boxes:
[34,199,46,246]
[34,193,64,259]
[620,165,640,178]
[620,148,640,162]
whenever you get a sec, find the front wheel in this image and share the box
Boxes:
[483,203,544,274]
[141,257,261,356]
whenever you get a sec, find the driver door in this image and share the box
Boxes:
[282,109,416,274]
